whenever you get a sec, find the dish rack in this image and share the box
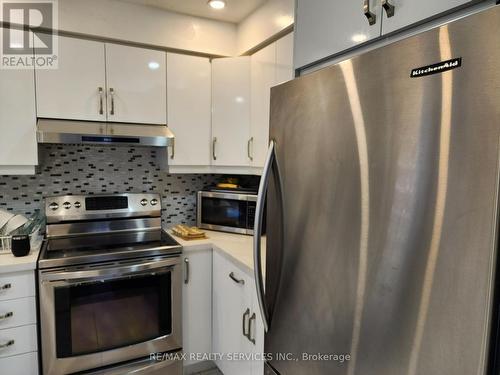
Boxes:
[0,213,45,254]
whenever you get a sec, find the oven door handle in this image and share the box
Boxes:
[41,258,179,283]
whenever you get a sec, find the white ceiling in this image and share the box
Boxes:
[119,0,268,23]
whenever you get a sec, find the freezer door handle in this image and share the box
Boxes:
[254,140,284,333]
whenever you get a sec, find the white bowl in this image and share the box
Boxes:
[0,210,14,231]
[3,215,28,235]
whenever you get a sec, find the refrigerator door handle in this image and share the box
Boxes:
[254,140,284,333]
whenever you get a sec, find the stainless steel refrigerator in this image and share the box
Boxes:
[253,6,500,375]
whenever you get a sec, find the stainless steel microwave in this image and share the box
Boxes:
[197,191,264,235]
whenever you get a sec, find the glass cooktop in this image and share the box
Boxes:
[39,230,181,269]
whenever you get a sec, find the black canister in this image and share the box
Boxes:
[11,235,30,257]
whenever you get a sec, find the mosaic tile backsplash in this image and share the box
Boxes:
[0,144,220,226]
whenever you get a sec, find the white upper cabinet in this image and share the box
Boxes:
[0,59,37,174]
[295,0,382,69]
[36,37,166,125]
[36,36,106,121]
[275,32,295,85]
[250,33,294,168]
[105,44,167,124]
[212,57,251,167]
[250,43,276,168]
[167,53,211,166]
[381,0,472,34]
[295,0,479,70]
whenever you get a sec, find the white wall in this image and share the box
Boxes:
[2,0,237,57]
[237,0,294,55]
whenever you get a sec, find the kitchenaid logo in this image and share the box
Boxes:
[0,0,58,69]
[410,58,462,78]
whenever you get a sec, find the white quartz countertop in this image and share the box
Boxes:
[0,230,265,276]
[0,242,41,274]
[169,230,266,277]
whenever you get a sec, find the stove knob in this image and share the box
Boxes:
[150,198,158,206]
[49,202,59,211]
[140,199,148,206]
[74,201,81,209]
[63,202,72,210]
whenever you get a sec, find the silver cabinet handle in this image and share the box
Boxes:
[381,0,395,17]
[170,139,175,160]
[184,258,189,284]
[109,88,115,115]
[363,0,377,25]
[0,283,11,291]
[242,308,250,339]
[0,312,13,320]
[98,87,104,115]
[229,272,245,285]
[0,340,14,349]
[248,137,254,161]
[248,312,256,345]
[213,137,217,161]
[254,140,285,333]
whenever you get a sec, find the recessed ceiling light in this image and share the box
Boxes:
[208,0,226,10]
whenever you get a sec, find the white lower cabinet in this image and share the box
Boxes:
[0,351,38,374]
[182,248,213,367]
[212,251,264,375]
[0,270,38,374]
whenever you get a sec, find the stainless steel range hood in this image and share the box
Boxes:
[37,119,174,147]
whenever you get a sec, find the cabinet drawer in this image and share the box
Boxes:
[0,272,35,301]
[0,325,37,358]
[0,297,36,330]
[0,351,38,375]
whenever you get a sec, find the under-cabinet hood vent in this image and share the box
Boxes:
[36,119,174,147]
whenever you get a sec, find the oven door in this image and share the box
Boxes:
[39,256,182,375]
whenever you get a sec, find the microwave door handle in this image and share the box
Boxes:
[254,139,284,333]
[41,258,178,283]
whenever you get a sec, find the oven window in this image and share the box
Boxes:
[201,198,247,228]
[54,273,171,358]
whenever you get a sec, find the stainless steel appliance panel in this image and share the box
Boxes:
[265,6,500,375]
[39,256,182,375]
[197,191,258,235]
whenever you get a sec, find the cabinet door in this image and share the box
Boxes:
[381,0,472,34]
[250,288,265,375]
[105,44,166,124]
[36,36,106,121]
[250,43,276,168]
[182,249,212,367]
[212,57,251,167]
[295,0,382,69]
[275,32,295,85]
[212,251,253,375]
[167,53,211,166]
[0,57,37,172]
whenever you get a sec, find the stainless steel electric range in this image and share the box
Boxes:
[38,193,183,375]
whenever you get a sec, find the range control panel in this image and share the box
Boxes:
[45,193,161,223]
